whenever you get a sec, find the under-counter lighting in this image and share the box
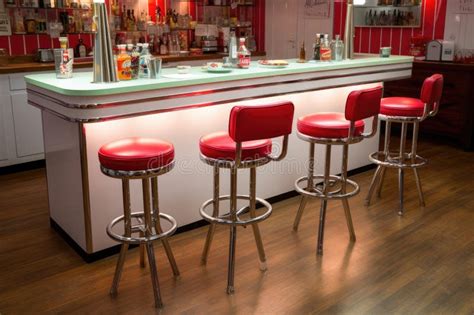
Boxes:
[353,0,366,5]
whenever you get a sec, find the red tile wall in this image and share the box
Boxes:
[1,0,265,56]
[333,0,447,55]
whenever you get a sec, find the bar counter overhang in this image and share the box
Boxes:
[25,54,414,257]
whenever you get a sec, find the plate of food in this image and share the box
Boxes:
[258,59,289,68]
[204,62,233,73]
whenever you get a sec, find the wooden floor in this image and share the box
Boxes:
[0,136,473,314]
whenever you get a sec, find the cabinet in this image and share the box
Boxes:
[0,98,9,161]
[11,91,44,157]
[0,73,45,168]
[384,61,474,150]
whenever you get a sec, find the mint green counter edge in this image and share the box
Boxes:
[24,55,414,97]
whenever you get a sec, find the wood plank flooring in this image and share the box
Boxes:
[0,136,473,314]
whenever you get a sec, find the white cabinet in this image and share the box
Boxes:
[0,73,47,168]
[11,91,44,157]
[0,96,9,161]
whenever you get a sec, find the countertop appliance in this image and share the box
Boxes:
[35,49,54,63]
[201,36,218,53]
[441,40,455,61]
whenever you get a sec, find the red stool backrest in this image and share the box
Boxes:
[345,86,383,121]
[420,74,444,113]
[229,101,295,142]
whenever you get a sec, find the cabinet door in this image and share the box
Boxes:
[0,96,9,161]
[11,91,44,157]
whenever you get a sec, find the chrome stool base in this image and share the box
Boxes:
[200,162,272,294]
[102,164,180,308]
[293,141,358,255]
[366,120,427,215]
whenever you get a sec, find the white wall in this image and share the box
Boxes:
[444,0,474,51]
[265,0,333,59]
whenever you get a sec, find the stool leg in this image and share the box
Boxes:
[142,178,163,308]
[317,145,331,255]
[151,177,180,277]
[201,165,220,265]
[146,242,163,308]
[110,179,132,296]
[365,165,383,206]
[227,166,238,294]
[293,142,315,231]
[398,123,408,216]
[376,121,392,198]
[139,231,146,268]
[341,144,356,242]
[366,121,391,205]
[249,167,267,271]
[411,122,425,207]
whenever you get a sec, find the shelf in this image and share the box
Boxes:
[6,6,91,10]
[355,24,421,28]
[355,5,421,8]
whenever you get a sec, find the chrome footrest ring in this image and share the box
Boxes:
[295,175,360,200]
[106,211,177,244]
[369,151,428,169]
[200,194,272,226]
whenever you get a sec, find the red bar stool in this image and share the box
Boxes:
[98,137,180,308]
[199,102,294,294]
[293,86,383,255]
[365,74,444,215]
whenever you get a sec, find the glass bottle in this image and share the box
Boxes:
[298,41,306,62]
[139,43,152,78]
[320,34,331,62]
[116,44,132,81]
[129,44,140,79]
[331,35,344,61]
[237,37,251,69]
[313,33,321,61]
[228,31,238,66]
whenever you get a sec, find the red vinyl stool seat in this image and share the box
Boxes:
[199,101,294,295]
[380,97,425,117]
[199,131,272,161]
[98,137,180,308]
[293,86,383,256]
[365,74,444,216]
[98,137,174,172]
[297,113,365,139]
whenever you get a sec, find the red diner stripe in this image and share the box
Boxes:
[370,28,382,54]
[0,36,9,54]
[10,35,24,56]
[24,35,39,55]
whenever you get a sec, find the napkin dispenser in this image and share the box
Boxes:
[426,40,442,61]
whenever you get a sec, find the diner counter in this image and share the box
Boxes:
[26,54,414,259]
[26,54,413,122]
[0,52,266,74]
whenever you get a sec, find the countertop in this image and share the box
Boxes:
[0,52,266,75]
[25,54,414,97]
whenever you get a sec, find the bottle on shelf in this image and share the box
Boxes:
[313,33,321,61]
[320,34,331,62]
[116,44,132,81]
[75,38,87,58]
[237,37,251,69]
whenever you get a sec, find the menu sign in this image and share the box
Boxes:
[0,13,12,36]
[455,0,474,13]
